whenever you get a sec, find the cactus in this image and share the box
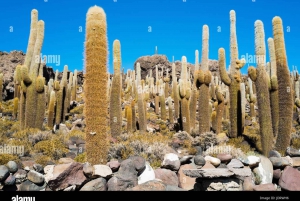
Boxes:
[172,62,179,121]
[159,80,167,121]
[13,97,19,120]
[109,39,122,138]
[136,62,147,133]
[196,25,211,134]
[72,69,78,101]
[14,65,22,99]
[240,82,246,130]
[126,105,132,133]
[248,20,273,156]
[167,96,174,124]
[218,10,246,138]
[267,38,279,145]
[247,78,257,121]
[215,86,225,134]
[47,90,56,128]
[155,65,160,115]
[84,5,109,165]
[131,99,136,131]
[190,50,199,130]
[178,56,191,133]
[272,16,293,153]
[55,65,68,125]
[0,73,2,101]
[35,58,46,129]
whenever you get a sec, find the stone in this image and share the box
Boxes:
[166,185,187,191]
[106,160,120,172]
[27,170,45,185]
[279,166,300,191]
[217,154,232,164]
[154,168,179,186]
[63,185,76,191]
[227,159,244,169]
[33,164,44,174]
[138,162,155,185]
[13,169,27,184]
[194,155,206,167]
[268,150,281,158]
[243,176,254,191]
[58,157,74,164]
[129,156,146,175]
[253,183,277,191]
[217,163,228,168]
[83,162,93,178]
[286,147,300,157]
[194,177,242,191]
[201,162,216,169]
[80,177,107,191]
[273,169,282,180]
[6,161,18,173]
[19,180,46,191]
[247,155,261,168]
[252,156,273,184]
[269,157,290,169]
[45,162,87,191]
[65,152,76,159]
[204,156,221,167]
[183,168,234,178]
[292,157,300,167]
[0,165,10,182]
[161,153,181,171]
[93,165,113,179]
[180,155,193,165]
[4,174,16,186]
[126,180,166,191]
[177,163,196,190]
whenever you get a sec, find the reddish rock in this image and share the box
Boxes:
[242,177,254,191]
[201,162,216,169]
[107,160,121,172]
[126,180,166,191]
[154,168,179,186]
[253,183,277,191]
[279,166,300,191]
[177,164,196,190]
[217,154,232,164]
[273,169,282,180]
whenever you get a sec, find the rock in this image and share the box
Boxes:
[13,169,27,184]
[180,155,193,165]
[195,177,242,191]
[279,166,300,191]
[0,165,10,182]
[24,166,31,172]
[63,185,76,191]
[183,168,234,178]
[45,162,87,191]
[269,157,290,169]
[107,159,138,191]
[154,168,179,186]
[161,153,180,171]
[273,169,282,180]
[59,123,70,134]
[228,167,252,177]
[253,156,273,184]
[129,156,146,175]
[177,163,196,190]
[201,162,216,169]
[217,154,232,164]
[83,162,93,178]
[166,185,187,191]
[247,155,261,168]
[237,156,250,166]
[243,176,254,191]
[106,160,120,172]
[65,152,76,159]
[93,165,113,179]
[19,180,46,191]
[194,146,203,155]
[194,155,206,167]
[80,178,107,191]
[58,157,74,164]
[204,156,221,167]
[27,170,45,185]
[268,150,282,158]
[21,160,35,171]
[6,161,18,173]
[227,159,244,169]
[33,164,44,174]
[138,162,155,185]
[292,157,300,167]
[217,163,228,168]
[253,183,277,191]
[126,180,166,191]
[4,174,16,186]
[286,147,300,157]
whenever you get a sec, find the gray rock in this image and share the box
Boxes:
[286,147,300,157]
[166,185,187,191]
[247,155,261,168]
[161,153,180,171]
[13,169,27,184]
[0,165,10,182]
[92,165,113,179]
[83,162,93,178]
[4,174,16,186]
[80,178,107,191]
[106,160,120,172]
[194,155,206,166]
[27,170,45,185]
[217,163,228,168]
[268,150,282,158]
[19,180,46,191]
[129,156,146,175]
[273,169,282,180]
[33,164,44,174]
[227,159,244,169]
[126,180,166,191]
[6,161,18,173]
[180,155,193,165]
[253,156,273,184]
[194,177,242,191]
[183,168,234,178]
[269,157,290,169]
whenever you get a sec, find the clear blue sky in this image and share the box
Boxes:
[0,0,299,75]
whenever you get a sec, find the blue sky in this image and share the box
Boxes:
[0,0,299,75]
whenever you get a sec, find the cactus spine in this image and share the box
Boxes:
[219,10,245,138]
[109,39,122,138]
[85,6,109,165]
[272,16,293,153]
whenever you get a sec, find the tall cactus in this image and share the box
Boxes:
[196,25,211,134]
[131,99,136,132]
[240,82,246,131]
[47,90,56,128]
[272,16,293,153]
[172,62,179,121]
[159,80,167,121]
[0,73,2,102]
[109,39,122,138]
[85,5,109,165]
[219,10,245,138]
[267,38,279,145]
[35,57,46,129]
[190,50,199,130]
[14,65,22,99]
[178,56,191,133]
[248,20,273,156]
[136,62,147,133]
